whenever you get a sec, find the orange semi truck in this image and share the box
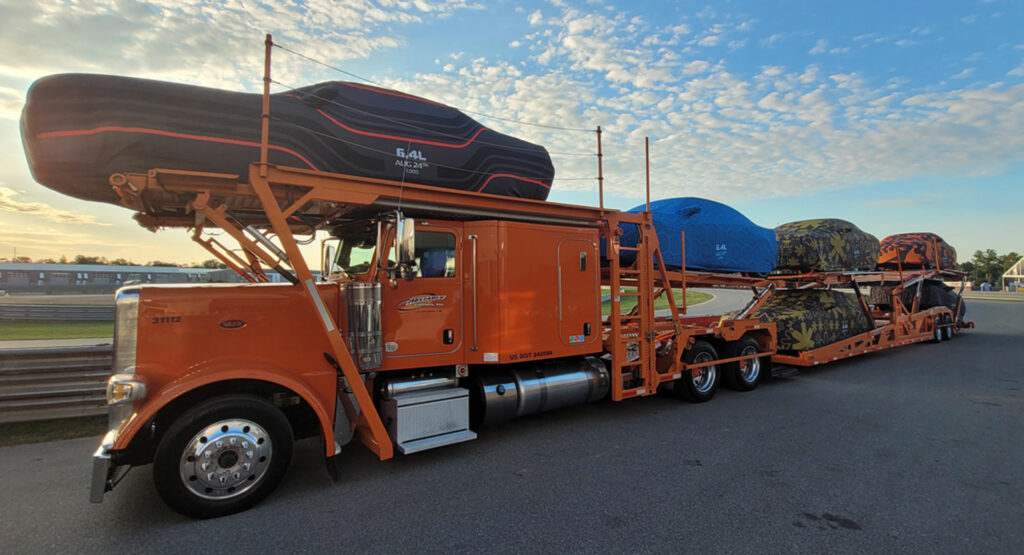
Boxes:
[90,165,776,518]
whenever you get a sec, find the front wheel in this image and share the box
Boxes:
[723,336,770,392]
[153,394,294,519]
[675,340,720,403]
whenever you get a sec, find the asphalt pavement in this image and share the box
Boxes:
[1,301,1021,553]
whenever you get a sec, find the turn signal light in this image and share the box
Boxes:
[107,375,146,405]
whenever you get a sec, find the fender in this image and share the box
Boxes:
[114,359,337,456]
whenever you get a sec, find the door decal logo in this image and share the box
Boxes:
[397,294,447,311]
[219,319,247,330]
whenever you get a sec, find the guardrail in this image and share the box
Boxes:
[0,345,113,424]
[0,305,114,321]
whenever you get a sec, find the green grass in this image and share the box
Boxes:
[601,288,712,317]
[0,416,107,447]
[0,320,113,340]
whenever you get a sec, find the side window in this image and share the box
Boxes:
[415,231,456,278]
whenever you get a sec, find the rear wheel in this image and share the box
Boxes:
[675,340,720,403]
[942,313,954,341]
[931,316,943,343]
[723,336,770,392]
[153,394,294,519]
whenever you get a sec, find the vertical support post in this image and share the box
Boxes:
[680,230,687,315]
[260,34,272,177]
[931,236,941,272]
[596,126,604,211]
[249,171,394,461]
[644,137,651,214]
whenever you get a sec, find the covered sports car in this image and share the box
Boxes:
[21,74,554,206]
[775,219,879,272]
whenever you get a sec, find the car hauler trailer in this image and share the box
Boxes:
[758,269,972,367]
[86,163,777,518]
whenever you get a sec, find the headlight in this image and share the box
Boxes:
[108,289,142,435]
[113,289,140,375]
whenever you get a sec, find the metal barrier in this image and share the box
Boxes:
[0,305,114,321]
[0,345,113,424]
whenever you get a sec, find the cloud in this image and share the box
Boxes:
[763,33,785,47]
[0,187,111,226]
[0,0,480,90]
[0,86,23,120]
[809,39,828,54]
[1010,63,1024,77]
[952,68,976,79]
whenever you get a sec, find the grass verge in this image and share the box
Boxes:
[0,416,107,447]
[0,320,113,340]
[601,289,713,317]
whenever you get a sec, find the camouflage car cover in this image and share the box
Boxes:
[749,289,873,351]
[775,219,880,272]
[877,233,957,270]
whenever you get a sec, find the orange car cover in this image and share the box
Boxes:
[877,233,957,270]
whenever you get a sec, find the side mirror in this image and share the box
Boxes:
[321,238,339,277]
[396,215,416,265]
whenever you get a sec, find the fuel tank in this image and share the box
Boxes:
[467,356,609,427]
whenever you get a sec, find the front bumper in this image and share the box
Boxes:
[90,430,131,503]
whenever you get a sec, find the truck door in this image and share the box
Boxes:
[558,238,600,346]
[381,223,463,364]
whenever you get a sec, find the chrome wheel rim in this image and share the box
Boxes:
[179,419,272,500]
[934,318,942,342]
[739,345,761,383]
[692,352,717,393]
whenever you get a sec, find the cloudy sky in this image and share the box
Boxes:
[1,0,1022,264]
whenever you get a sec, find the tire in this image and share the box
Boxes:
[942,313,954,341]
[931,316,943,343]
[675,340,720,403]
[723,336,770,392]
[153,394,294,519]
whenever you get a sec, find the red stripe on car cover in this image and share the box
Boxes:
[315,109,485,148]
[343,82,446,107]
[477,173,551,193]
[36,126,318,170]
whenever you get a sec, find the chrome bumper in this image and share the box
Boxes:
[90,431,118,504]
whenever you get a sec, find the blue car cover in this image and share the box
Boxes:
[619,197,778,274]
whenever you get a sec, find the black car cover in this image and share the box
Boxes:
[21,74,555,206]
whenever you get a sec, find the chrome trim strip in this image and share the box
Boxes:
[469,234,478,352]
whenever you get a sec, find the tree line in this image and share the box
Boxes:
[0,255,227,269]
[958,250,1021,287]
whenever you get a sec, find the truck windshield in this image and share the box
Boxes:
[332,226,377,276]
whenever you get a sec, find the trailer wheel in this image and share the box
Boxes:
[153,394,294,519]
[931,316,943,343]
[941,314,954,341]
[676,340,720,403]
[723,336,769,392]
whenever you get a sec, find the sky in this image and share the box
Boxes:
[0,0,1021,265]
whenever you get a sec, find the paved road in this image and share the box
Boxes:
[2,301,1021,553]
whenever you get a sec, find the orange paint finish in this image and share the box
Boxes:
[377,221,465,369]
[114,282,341,452]
[464,220,602,364]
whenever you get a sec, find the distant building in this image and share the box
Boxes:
[0,263,214,294]
[1003,257,1024,291]
[204,269,320,283]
